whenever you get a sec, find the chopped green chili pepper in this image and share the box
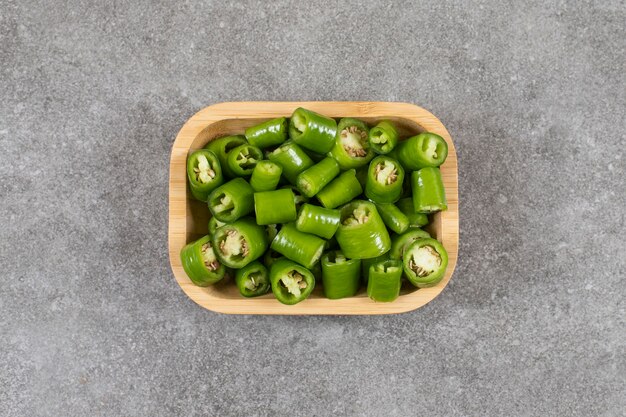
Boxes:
[396,132,448,170]
[403,238,448,288]
[397,198,430,228]
[268,141,314,184]
[180,235,226,286]
[296,157,340,198]
[207,178,254,222]
[270,223,325,269]
[329,118,374,169]
[289,107,337,154]
[212,218,268,268]
[316,169,363,209]
[270,258,315,305]
[411,167,448,213]
[321,251,361,299]
[208,216,226,235]
[250,160,283,192]
[295,203,341,239]
[361,254,389,283]
[365,156,405,203]
[367,259,402,302]
[254,188,297,225]
[336,200,391,259]
[235,261,270,297]
[375,203,409,234]
[245,117,288,148]
[368,120,399,155]
[389,229,431,260]
[204,135,247,178]
[186,150,224,202]
[226,144,263,177]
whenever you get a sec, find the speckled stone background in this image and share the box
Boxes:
[1,1,624,416]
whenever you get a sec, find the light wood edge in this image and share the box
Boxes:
[168,102,459,315]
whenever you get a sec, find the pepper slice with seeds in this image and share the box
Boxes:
[186,150,224,202]
[316,169,363,209]
[235,261,271,297]
[226,144,263,177]
[389,228,431,260]
[270,223,325,269]
[321,251,361,299]
[204,135,248,178]
[368,120,399,155]
[180,235,226,286]
[245,117,288,149]
[375,203,409,235]
[396,132,448,171]
[365,156,405,203]
[367,259,403,302]
[270,258,315,305]
[335,200,391,259]
[296,156,340,198]
[250,160,282,192]
[207,178,254,223]
[289,107,337,154]
[402,238,448,288]
[254,188,297,225]
[212,218,269,269]
[329,118,375,169]
[268,141,314,184]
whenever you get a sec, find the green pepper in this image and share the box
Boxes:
[204,135,247,178]
[254,189,297,225]
[226,144,263,177]
[245,117,288,149]
[361,254,389,283]
[367,259,402,302]
[336,200,391,259]
[397,198,430,228]
[296,157,340,198]
[389,229,431,260]
[212,218,268,268]
[295,203,341,239]
[235,261,270,297]
[364,156,405,203]
[186,150,224,202]
[207,178,254,222]
[289,107,337,154]
[180,235,226,286]
[368,120,399,155]
[411,167,447,213]
[208,216,226,235]
[270,258,315,305]
[403,238,448,288]
[270,223,325,269]
[316,169,363,209]
[329,118,374,169]
[250,160,283,192]
[375,203,409,234]
[281,185,309,210]
[396,132,448,170]
[321,251,361,299]
[268,141,314,184]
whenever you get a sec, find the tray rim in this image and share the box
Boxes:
[168,101,458,315]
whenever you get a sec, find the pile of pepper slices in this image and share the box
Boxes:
[181,107,449,305]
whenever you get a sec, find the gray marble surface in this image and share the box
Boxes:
[1,1,624,416]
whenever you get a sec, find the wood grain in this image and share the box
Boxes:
[168,102,459,314]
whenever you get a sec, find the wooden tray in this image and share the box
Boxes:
[168,102,458,314]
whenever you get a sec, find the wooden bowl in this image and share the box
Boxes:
[169,102,458,314]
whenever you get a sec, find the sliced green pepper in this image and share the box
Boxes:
[207,178,254,223]
[250,160,283,192]
[226,144,263,177]
[235,261,270,297]
[389,229,431,260]
[361,254,389,283]
[336,200,391,259]
[208,216,226,235]
[368,120,399,155]
[180,235,226,286]
[321,251,361,299]
[254,189,297,225]
[329,118,374,169]
[364,156,405,203]
[270,258,315,305]
[396,132,448,170]
[411,167,447,213]
[268,141,314,184]
[403,238,448,288]
[270,223,325,269]
[245,117,288,149]
[367,259,402,302]
[212,218,268,269]
[397,198,430,228]
[289,107,337,154]
[295,203,341,239]
[316,169,363,209]
[186,150,224,202]
[375,203,409,234]
[296,157,340,198]
[204,135,247,178]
